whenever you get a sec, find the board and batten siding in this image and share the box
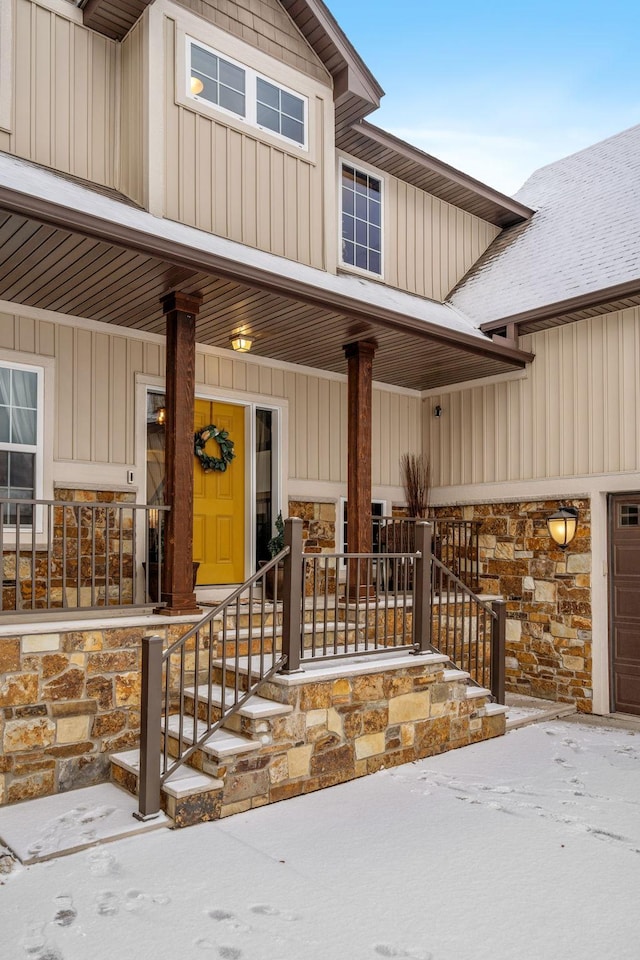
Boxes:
[0,311,421,486]
[425,307,640,488]
[10,0,117,187]
[163,17,327,269]
[383,175,501,302]
[119,14,148,207]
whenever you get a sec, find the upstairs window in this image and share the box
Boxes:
[190,44,246,117]
[340,163,383,276]
[256,78,305,146]
[187,37,308,150]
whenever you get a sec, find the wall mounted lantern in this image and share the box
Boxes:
[231,334,253,353]
[546,506,578,549]
[155,406,166,426]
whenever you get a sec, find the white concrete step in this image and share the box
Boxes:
[443,668,471,682]
[111,748,223,799]
[161,715,261,759]
[183,683,293,720]
[465,686,492,700]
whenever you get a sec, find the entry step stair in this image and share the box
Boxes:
[161,714,262,759]
[110,747,224,826]
[183,683,293,720]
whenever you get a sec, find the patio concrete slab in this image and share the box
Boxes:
[505,692,576,730]
[0,782,169,864]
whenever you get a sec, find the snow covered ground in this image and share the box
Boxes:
[2,717,640,960]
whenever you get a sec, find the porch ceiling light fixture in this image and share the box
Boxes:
[230,334,253,353]
[547,506,578,549]
[190,76,204,95]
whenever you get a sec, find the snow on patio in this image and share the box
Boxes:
[1,717,639,960]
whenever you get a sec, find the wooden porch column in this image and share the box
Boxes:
[158,291,202,616]
[344,339,377,597]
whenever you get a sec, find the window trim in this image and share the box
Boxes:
[0,359,45,532]
[339,497,387,561]
[185,36,309,151]
[338,157,385,280]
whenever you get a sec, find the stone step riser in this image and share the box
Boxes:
[110,757,223,828]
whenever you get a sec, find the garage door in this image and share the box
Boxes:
[610,494,640,715]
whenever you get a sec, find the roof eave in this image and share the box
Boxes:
[0,176,532,370]
[480,279,640,335]
[356,122,535,227]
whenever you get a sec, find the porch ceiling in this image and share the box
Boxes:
[0,159,532,392]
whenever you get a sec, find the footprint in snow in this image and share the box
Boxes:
[53,895,77,927]
[21,923,64,959]
[251,904,299,922]
[208,909,250,933]
[96,891,119,916]
[374,944,432,959]
[125,889,146,913]
[553,756,574,768]
[218,948,243,960]
[88,849,119,877]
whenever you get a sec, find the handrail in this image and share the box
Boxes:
[136,519,505,820]
[164,547,289,659]
[430,553,505,702]
[137,545,290,818]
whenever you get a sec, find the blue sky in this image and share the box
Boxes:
[328,1,640,195]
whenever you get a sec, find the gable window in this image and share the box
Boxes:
[256,78,305,145]
[340,163,383,276]
[186,37,308,150]
[0,362,42,524]
[190,43,246,116]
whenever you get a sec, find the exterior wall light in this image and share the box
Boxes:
[547,506,578,549]
[231,335,253,353]
[155,406,166,425]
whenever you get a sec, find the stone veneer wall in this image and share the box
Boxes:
[287,499,336,553]
[181,655,505,821]
[0,620,194,806]
[433,499,592,711]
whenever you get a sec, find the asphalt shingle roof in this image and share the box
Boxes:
[448,124,640,327]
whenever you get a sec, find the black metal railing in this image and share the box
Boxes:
[372,516,482,592]
[136,519,505,818]
[298,522,431,662]
[431,555,505,700]
[137,548,289,819]
[0,497,168,613]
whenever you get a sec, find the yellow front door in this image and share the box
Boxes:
[193,399,245,585]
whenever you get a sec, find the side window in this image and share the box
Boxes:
[340,163,383,276]
[342,500,385,558]
[0,363,41,523]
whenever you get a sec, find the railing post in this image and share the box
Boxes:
[413,521,432,654]
[280,517,303,674]
[134,635,163,821]
[490,600,507,703]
